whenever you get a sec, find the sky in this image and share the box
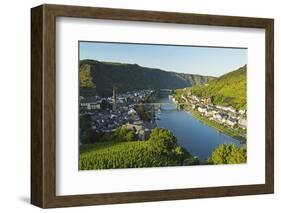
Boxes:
[79,41,247,77]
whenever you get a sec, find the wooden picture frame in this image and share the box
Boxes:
[31,4,274,208]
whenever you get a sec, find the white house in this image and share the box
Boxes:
[239,109,246,115]
[198,107,207,113]
[213,113,222,120]
[191,95,200,102]
[128,108,137,115]
[216,105,236,113]
[238,118,247,129]
[226,119,237,127]
[80,102,101,110]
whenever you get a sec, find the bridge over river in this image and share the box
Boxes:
[142,89,187,110]
[144,101,183,111]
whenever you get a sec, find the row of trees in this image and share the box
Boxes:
[80,124,136,145]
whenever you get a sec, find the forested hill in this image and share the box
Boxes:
[190,65,247,109]
[79,59,215,97]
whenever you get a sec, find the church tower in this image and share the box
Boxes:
[112,87,117,111]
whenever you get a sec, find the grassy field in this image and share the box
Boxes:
[79,140,193,170]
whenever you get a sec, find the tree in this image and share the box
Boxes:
[149,128,178,154]
[125,131,135,141]
[112,127,136,142]
[207,144,247,164]
[100,99,112,110]
[80,114,91,133]
[136,103,145,120]
[79,64,95,88]
[81,128,100,144]
[183,156,200,165]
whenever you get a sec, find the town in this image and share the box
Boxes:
[80,88,156,141]
[171,89,247,131]
[80,86,247,144]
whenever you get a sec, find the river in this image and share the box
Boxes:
[155,96,241,161]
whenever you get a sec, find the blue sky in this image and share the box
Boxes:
[79,41,247,77]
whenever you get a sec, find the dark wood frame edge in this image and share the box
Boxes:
[31,4,274,208]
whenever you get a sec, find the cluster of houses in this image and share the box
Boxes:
[79,89,155,140]
[175,93,247,130]
[80,89,154,112]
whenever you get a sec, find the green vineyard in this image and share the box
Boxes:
[79,141,194,170]
[79,128,200,170]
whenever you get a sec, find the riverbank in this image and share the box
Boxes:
[183,105,246,143]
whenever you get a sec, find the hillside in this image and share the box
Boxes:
[79,141,183,170]
[79,128,201,170]
[79,59,215,97]
[190,65,247,109]
[79,140,199,170]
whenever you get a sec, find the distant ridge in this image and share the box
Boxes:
[79,59,215,97]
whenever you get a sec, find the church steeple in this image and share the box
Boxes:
[112,87,117,111]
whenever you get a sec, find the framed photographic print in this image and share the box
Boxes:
[31,4,274,208]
